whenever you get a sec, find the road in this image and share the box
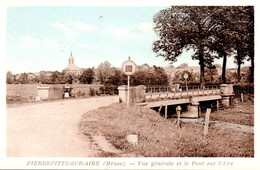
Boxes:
[6,96,119,157]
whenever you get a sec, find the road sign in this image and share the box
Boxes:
[184,73,188,91]
[184,73,188,79]
[121,57,136,108]
[122,57,136,76]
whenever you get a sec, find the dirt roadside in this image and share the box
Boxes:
[6,96,119,157]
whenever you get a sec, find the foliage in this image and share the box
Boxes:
[205,67,220,83]
[233,84,254,97]
[104,68,126,86]
[171,70,200,85]
[50,71,67,84]
[153,6,222,87]
[153,6,254,85]
[19,73,29,84]
[6,71,14,84]
[96,61,113,84]
[80,68,95,84]
[131,66,168,86]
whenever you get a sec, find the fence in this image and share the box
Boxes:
[146,85,221,95]
[89,86,119,96]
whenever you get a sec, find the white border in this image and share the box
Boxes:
[1,0,258,169]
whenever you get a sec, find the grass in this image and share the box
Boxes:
[209,99,254,126]
[6,83,106,105]
[79,102,254,157]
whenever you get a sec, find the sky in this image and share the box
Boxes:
[6,6,250,74]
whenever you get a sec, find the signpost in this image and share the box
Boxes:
[184,73,188,91]
[122,57,136,108]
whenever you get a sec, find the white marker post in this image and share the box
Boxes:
[122,57,136,109]
[127,75,130,108]
[184,73,188,92]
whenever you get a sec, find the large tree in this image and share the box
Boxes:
[153,6,220,88]
[6,71,14,84]
[209,7,234,84]
[80,68,95,84]
[228,6,254,83]
[244,6,254,83]
[96,61,112,84]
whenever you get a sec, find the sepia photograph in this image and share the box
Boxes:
[1,0,258,169]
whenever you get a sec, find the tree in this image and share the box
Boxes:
[19,73,29,84]
[210,6,254,83]
[80,68,95,84]
[206,7,236,84]
[50,71,62,84]
[64,74,74,84]
[96,61,112,84]
[247,6,254,83]
[153,66,169,85]
[6,71,14,84]
[153,6,220,88]
[228,7,253,83]
[205,67,220,83]
[172,70,199,85]
[104,68,125,86]
[131,66,168,86]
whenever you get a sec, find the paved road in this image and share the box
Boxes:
[6,96,118,157]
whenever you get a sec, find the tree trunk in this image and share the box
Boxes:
[236,47,241,82]
[199,50,205,88]
[250,51,254,83]
[222,52,227,84]
[237,61,241,82]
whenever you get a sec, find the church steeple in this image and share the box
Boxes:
[69,51,74,64]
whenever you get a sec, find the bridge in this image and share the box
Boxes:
[118,84,234,118]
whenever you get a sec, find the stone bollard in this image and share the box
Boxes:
[118,85,128,102]
[176,105,182,128]
[127,134,138,145]
[220,84,234,108]
[184,97,199,118]
[220,84,229,95]
[130,85,147,103]
[118,85,147,103]
[37,86,50,100]
[221,96,230,108]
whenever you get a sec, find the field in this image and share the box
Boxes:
[79,102,254,157]
[6,84,105,105]
[6,84,39,104]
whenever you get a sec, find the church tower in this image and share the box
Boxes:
[63,51,83,75]
[69,51,74,64]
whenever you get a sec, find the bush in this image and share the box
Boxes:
[233,84,254,97]
[89,88,96,96]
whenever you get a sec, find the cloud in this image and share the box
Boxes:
[74,21,97,32]
[20,36,40,44]
[44,39,59,49]
[77,43,101,51]
[103,22,156,41]
[136,22,155,33]
[15,35,40,49]
[77,43,89,48]
[51,23,76,39]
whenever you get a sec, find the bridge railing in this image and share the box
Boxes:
[145,85,221,97]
